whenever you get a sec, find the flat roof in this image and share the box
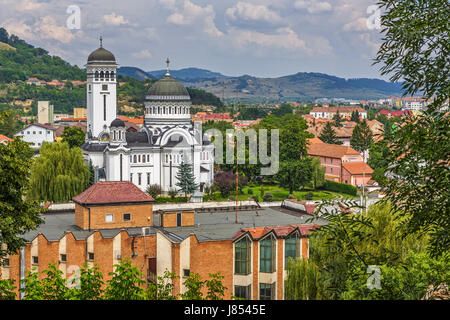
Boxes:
[22,207,328,243]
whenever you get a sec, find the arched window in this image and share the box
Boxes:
[178,107,181,114]
[235,237,251,275]
[94,71,99,79]
[113,130,117,141]
[147,155,150,162]
[105,71,109,79]
[100,71,104,79]
[110,71,115,80]
[174,107,177,114]
[133,155,137,163]
[158,107,161,114]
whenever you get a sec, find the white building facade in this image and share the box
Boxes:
[81,43,214,193]
[14,123,55,148]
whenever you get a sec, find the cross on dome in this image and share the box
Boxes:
[165,57,170,76]
[100,36,103,48]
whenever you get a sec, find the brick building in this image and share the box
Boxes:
[0,183,326,300]
[307,141,373,187]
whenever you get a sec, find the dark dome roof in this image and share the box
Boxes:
[110,118,125,127]
[87,47,116,64]
[147,75,189,97]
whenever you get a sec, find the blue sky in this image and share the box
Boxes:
[0,0,385,79]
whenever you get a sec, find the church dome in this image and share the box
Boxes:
[147,74,189,97]
[87,46,116,64]
[110,118,125,127]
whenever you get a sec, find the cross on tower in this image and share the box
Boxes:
[100,36,103,48]
[165,57,170,76]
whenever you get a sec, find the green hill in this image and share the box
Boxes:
[0,29,85,83]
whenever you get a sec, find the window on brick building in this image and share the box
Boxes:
[259,282,275,300]
[176,213,182,227]
[260,235,276,273]
[32,256,38,265]
[285,233,300,269]
[3,258,10,267]
[183,269,190,277]
[88,252,94,261]
[106,214,113,222]
[123,213,131,221]
[235,237,251,275]
[60,254,67,263]
[235,285,251,300]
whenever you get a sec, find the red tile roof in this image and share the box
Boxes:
[342,162,374,175]
[233,224,319,241]
[0,134,13,142]
[73,181,154,205]
[308,142,360,159]
[311,107,366,113]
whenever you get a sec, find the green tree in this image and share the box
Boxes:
[0,27,8,43]
[285,258,324,300]
[319,122,343,145]
[175,161,198,197]
[276,159,313,196]
[333,111,343,127]
[205,273,227,300]
[375,0,450,256]
[0,109,21,137]
[180,273,204,300]
[29,142,90,203]
[21,263,69,300]
[146,270,178,300]
[350,111,360,123]
[61,126,85,148]
[350,119,373,158]
[146,184,162,199]
[104,259,146,300]
[0,138,43,261]
[88,160,95,187]
[0,279,16,300]
[308,157,326,189]
[272,103,293,117]
[70,264,104,300]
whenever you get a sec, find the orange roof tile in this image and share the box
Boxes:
[342,162,374,175]
[0,134,13,142]
[233,224,319,240]
[308,142,360,159]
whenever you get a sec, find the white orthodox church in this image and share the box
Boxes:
[81,40,215,193]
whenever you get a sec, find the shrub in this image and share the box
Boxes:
[323,180,357,196]
[146,184,162,199]
[263,192,273,202]
[168,188,178,200]
[247,188,253,195]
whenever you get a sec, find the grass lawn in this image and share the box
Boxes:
[201,184,358,202]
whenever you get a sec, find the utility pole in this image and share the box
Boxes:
[235,139,239,224]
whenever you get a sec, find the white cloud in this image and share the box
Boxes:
[343,17,369,32]
[103,13,130,26]
[1,19,35,40]
[2,16,77,43]
[132,49,152,59]
[294,1,332,14]
[225,2,282,23]
[36,16,76,44]
[229,27,307,51]
[167,0,223,37]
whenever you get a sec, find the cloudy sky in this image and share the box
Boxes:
[0,0,385,79]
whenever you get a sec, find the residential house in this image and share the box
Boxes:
[307,141,373,187]
[14,123,56,148]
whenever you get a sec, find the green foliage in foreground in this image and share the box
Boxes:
[285,201,449,300]
[0,259,228,300]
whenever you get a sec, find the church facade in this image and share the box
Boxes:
[81,42,214,193]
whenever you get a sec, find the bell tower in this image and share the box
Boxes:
[86,37,118,141]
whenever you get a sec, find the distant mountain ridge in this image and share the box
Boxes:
[147,67,231,80]
[118,68,404,101]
